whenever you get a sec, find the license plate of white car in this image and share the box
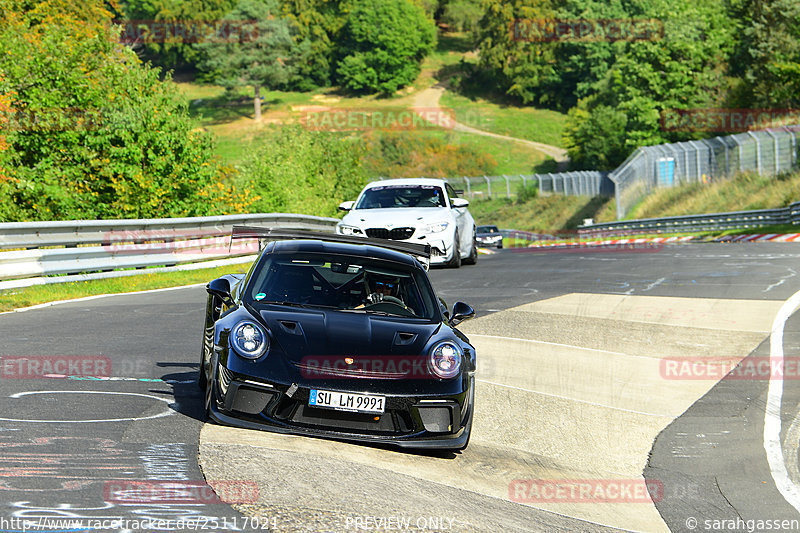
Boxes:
[309,389,385,413]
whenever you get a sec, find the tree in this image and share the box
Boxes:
[736,0,800,107]
[472,0,557,105]
[561,0,737,168]
[441,0,483,33]
[196,0,309,120]
[0,0,249,221]
[335,0,436,95]
[279,0,348,89]
[120,0,237,72]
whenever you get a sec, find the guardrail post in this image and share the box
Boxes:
[784,126,797,169]
[731,135,744,173]
[484,175,491,198]
[765,129,780,174]
[521,174,526,189]
[688,141,703,182]
[716,137,730,177]
[503,175,511,198]
[747,131,762,175]
[463,176,471,198]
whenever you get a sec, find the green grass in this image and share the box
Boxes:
[619,171,800,221]
[0,263,250,313]
[469,193,614,233]
[440,91,568,148]
[173,30,558,172]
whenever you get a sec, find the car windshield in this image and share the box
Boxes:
[246,252,437,319]
[354,184,446,209]
[477,226,499,233]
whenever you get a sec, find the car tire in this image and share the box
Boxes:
[204,352,219,421]
[199,322,212,391]
[497,242,503,249]
[463,231,478,265]
[198,296,220,390]
[447,230,461,268]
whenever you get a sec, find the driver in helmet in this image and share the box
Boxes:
[358,272,404,307]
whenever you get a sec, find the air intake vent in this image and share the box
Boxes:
[366,227,415,240]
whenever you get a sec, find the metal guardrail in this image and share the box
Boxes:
[378,172,614,199]
[0,213,339,290]
[578,202,800,236]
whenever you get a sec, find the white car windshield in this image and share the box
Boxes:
[355,185,446,209]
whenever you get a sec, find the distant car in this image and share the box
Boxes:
[476,225,503,249]
[336,178,477,268]
[200,228,477,451]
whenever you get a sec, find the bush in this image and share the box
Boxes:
[359,131,497,178]
[335,0,436,95]
[516,182,538,203]
[239,125,368,216]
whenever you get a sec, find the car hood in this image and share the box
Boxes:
[341,208,452,229]
[258,308,441,362]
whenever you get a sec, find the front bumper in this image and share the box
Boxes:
[208,369,473,449]
[477,236,503,248]
[336,224,454,264]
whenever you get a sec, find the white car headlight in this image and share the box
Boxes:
[428,341,462,379]
[231,321,269,359]
[337,224,364,236]
[424,222,449,234]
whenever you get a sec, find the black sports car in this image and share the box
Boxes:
[476,225,503,249]
[200,228,477,450]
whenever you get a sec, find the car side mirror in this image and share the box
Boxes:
[339,201,355,212]
[450,301,475,325]
[451,198,469,208]
[207,278,234,306]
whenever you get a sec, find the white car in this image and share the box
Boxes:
[336,178,477,267]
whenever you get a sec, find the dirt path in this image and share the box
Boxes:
[413,82,569,168]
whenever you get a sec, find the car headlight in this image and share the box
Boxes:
[424,222,449,234]
[428,341,462,379]
[337,224,364,236]
[231,321,269,359]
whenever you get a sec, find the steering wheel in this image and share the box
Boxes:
[365,293,407,307]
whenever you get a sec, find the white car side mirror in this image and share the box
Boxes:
[451,198,469,208]
[338,201,355,212]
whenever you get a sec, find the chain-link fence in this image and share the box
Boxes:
[378,172,613,199]
[610,126,799,218]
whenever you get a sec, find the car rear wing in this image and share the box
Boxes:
[230,226,441,269]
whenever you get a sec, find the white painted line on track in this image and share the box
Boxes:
[0,390,176,423]
[765,288,800,512]
[0,283,206,316]
[468,333,655,360]
[477,379,670,418]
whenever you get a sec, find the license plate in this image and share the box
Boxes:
[309,389,385,414]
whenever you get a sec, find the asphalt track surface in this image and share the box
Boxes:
[1,242,800,532]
